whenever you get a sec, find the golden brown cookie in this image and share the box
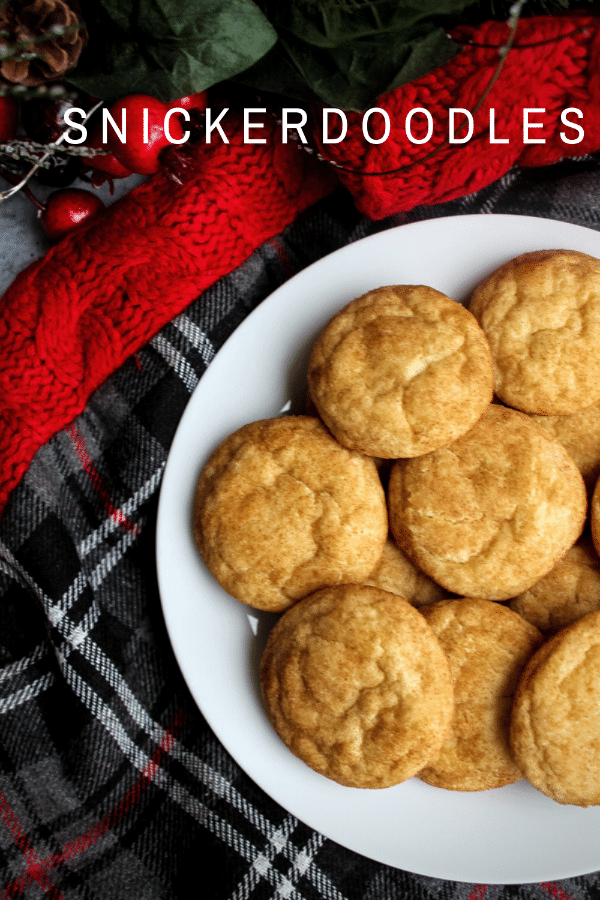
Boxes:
[469,249,600,415]
[510,609,600,806]
[307,285,494,458]
[418,599,542,791]
[591,475,600,558]
[388,404,587,600]
[365,538,448,607]
[306,392,390,477]
[509,539,600,634]
[530,401,600,494]
[194,416,388,612]
[260,584,454,788]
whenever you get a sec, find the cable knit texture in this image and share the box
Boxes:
[1,13,600,516]
[317,15,600,218]
[0,113,335,515]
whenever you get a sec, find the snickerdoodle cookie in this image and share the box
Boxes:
[531,401,600,494]
[307,285,494,458]
[365,538,448,607]
[510,609,600,806]
[260,584,454,788]
[388,404,586,600]
[418,599,542,791]
[590,476,600,558]
[194,416,388,612]
[509,539,600,634]
[469,249,600,415]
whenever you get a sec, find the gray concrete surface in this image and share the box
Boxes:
[0,171,144,296]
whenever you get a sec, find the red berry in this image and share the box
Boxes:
[41,188,104,242]
[106,94,185,175]
[81,124,133,178]
[172,92,207,114]
[169,92,207,143]
[0,95,18,142]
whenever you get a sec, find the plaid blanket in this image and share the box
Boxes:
[2,157,600,899]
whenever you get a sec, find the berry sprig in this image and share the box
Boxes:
[0,87,208,240]
[0,137,108,169]
[101,92,207,179]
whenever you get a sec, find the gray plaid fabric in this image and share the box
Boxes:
[2,158,600,899]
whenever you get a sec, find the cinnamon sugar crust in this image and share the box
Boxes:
[260,584,454,788]
[194,415,388,612]
[419,598,542,792]
[510,609,600,806]
[510,539,600,634]
[388,404,587,600]
[308,285,493,458]
[365,538,448,608]
[469,249,600,415]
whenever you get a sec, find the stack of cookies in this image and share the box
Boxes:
[193,248,600,807]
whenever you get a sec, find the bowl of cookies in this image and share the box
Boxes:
[157,214,600,883]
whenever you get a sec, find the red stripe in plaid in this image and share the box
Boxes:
[68,423,142,536]
[540,883,575,900]
[2,707,186,896]
[0,792,64,899]
[268,237,295,279]
[469,886,488,900]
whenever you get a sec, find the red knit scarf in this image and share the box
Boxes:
[0,118,335,513]
[323,14,600,217]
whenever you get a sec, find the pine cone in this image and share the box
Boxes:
[0,0,87,87]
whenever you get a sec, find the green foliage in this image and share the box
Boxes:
[43,0,598,109]
[69,0,278,103]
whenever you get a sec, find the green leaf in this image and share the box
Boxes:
[239,23,459,110]
[265,0,481,49]
[245,0,477,109]
[67,0,597,110]
[385,27,462,93]
[70,0,278,103]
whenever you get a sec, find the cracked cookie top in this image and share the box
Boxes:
[469,249,600,415]
[531,399,600,494]
[307,285,494,458]
[388,404,587,600]
[193,416,388,612]
[418,598,542,792]
[509,539,600,634]
[510,609,600,806]
[364,538,448,608]
[260,584,454,788]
